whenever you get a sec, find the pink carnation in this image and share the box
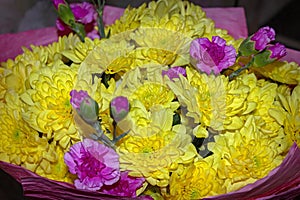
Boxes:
[54,2,100,39]
[100,171,145,197]
[64,139,120,191]
[190,36,236,75]
[70,2,97,24]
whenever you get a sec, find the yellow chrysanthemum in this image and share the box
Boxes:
[0,34,82,101]
[24,34,80,66]
[166,160,225,199]
[0,59,35,97]
[35,144,76,183]
[81,0,240,75]
[115,64,179,111]
[20,61,81,149]
[117,103,197,187]
[62,37,101,65]
[253,61,300,85]
[81,26,193,75]
[269,85,300,150]
[244,78,289,150]
[208,115,283,192]
[0,92,50,172]
[167,67,257,137]
[107,0,239,46]
[0,67,6,100]
[8,34,79,68]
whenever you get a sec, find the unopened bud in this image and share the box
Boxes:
[110,96,129,123]
[252,43,287,68]
[70,90,99,124]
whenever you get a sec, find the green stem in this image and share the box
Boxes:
[228,59,253,81]
[91,121,130,149]
[93,122,115,149]
[93,0,106,38]
[111,120,130,143]
[97,15,106,38]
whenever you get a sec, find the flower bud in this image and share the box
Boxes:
[70,90,99,124]
[252,43,287,68]
[238,26,275,56]
[251,26,275,50]
[268,42,287,59]
[110,96,129,122]
[79,97,99,124]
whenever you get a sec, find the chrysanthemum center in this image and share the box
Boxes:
[131,83,174,110]
[13,130,21,140]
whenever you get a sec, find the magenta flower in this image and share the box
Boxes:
[190,36,237,75]
[100,171,145,197]
[54,1,100,39]
[64,139,120,191]
[162,66,186,80]
[251,26,276,51]
[268,42,287,59]
[110,96,130,122]
[70,2,97,24]
[52,0,66,10]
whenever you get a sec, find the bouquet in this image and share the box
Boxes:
[1,0,300,199]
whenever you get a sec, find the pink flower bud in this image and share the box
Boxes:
[110,96,129,122]
[251,26,276,51]
[268,43,287,59]
[238,26,276,56]
[70,90,99,124]
[252,43,287,68]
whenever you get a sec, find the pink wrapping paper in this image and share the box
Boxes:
[1,5,300,199]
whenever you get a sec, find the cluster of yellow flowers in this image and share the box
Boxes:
[1,0,300,199]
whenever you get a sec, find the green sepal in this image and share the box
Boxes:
[57,3,75,26]
[252,50,274,68]
[238,37,258,57]
[70,21,86,42]
[79,98,99,124]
